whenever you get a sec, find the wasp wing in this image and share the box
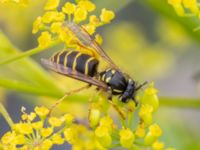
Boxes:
[64,21,121,71]
[41,58,108,90]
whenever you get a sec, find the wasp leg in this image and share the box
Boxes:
[48,84,91,116]
[106,88,126,120]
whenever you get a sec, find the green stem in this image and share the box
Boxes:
[160,97,200,109]
[0,103,14,128]
[0,40,61,66]
[0,78,64,98]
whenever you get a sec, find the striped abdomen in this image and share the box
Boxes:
[50,50,99,77]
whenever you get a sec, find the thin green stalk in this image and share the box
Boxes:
[0,103,14,128]
[160,97,200,109]
[0,78,64,98]
[0,40,61,66]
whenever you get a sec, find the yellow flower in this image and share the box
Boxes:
[42,11,56,23]
[62,2,76,15]
[99,116,113,134]
[83,24,96,35]
[37,32,52,48]
[139,104,153,125]
[100,8,115,23]
[1,131,16,144]
[21,113,28,121]
[62,113,74,125]
[14,135,26,145]
[153,141,164,150]
[95,125,112,148]
[149,124,162,137]
[95,34,103,45]
[141,83,159,112]
[119,128,135,148]
[32,16,43,34]
[41,139,53,150]
[44,0,60,10]
[78,0,96,12]
[51,134,64,145]
[74,7,88,23]
[64,127,78,144]
[28,112,36,121]
[31,121,43,129]
[135,124,145,138]
[40,127,53,138]
[48,117,63,127]
[182,0,198,14]
[54,12,65,22]
[168,0,185,16]
[50,22,62,33]
[144,124,162,146]
[14,123,33,135]
[89,15,100,26]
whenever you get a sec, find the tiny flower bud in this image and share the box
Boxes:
[40,127,53,138]
[44,0,60,10]
[100,8,115,23]
[95,125,112,148]
[152,141,164,150]
[48,117,63,127]
[89,108,101,128]
[34,106,49,118]
[140,83,159,112]
[119,128,135,148]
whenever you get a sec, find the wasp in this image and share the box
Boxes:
[42,21,147,113]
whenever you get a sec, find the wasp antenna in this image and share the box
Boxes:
[135,81,148,91]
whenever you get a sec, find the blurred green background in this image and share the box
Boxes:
[0,0,200,149]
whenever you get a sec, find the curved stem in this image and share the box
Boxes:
[0,102,14,128]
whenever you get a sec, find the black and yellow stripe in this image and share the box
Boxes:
[50,50,99,77]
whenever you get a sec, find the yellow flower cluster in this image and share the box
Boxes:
[0,106,74,150]
[168,0,199,16]
[32,0,115,48]
[0,84,175,150]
